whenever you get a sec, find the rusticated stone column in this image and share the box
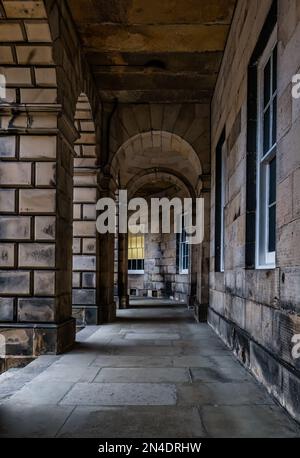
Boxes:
[96,175,117,323]
[192,181,211,323]
[0,105,77,359]
[118,232,129,309]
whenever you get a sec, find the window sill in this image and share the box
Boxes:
[128,270,145,275]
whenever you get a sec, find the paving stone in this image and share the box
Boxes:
[57,406,206,438]
[200,405,300,438]
[94,367,189,383]
[60,383,177,406]
[177,381,275,406]
[33,364,99,383]
[0,404,74,438]
[92,355,174,368]
[190,365,253,383]
[124,332,181,340]
[9,381,73,405]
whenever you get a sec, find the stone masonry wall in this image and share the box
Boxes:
[128,231,190,302]
[0,0,102,363]
[210,0,300,422]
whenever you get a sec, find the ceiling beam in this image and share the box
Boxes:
[79,24,230,53]
[67,0,236,26]
[94,72,217,91]
[98,89,211,103]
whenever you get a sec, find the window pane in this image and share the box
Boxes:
[272,46,277,94]
[269,157,276,205]
[268,204,276,252]
[263,107,270,154]
[272,96,277,146]
[264,59,271,107]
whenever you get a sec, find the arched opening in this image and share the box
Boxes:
[110,131,205,312]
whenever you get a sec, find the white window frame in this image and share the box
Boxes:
[256,27,277,269]
[178,214,190,275]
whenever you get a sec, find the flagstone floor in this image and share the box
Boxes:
[0,303,299,438]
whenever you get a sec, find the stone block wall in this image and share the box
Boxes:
[128,231,190,302]
[0,0,102,360]
[210,0,300,422]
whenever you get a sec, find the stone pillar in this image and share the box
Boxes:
[72,94,98,326]
[96,176,117,323]
[0,105,76,360]
[118,232,129,308]
[192,180,211,322]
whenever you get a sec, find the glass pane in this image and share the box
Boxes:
[264,59,271,107]
[263,107,270,154]
[268,204,276,252]
[272,46,277,94]
[272,96,277,146]
[269,157,276,205]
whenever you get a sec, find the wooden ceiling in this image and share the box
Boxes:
[67,0,236,103]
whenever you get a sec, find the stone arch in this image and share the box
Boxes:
[127,169,195,200]
[109,104,210,174]
[110,131,203,193]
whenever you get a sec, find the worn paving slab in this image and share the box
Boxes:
[0,404,74,438]
[0,304,299,438]
[94,367,190,383]
[8,381,74,405]
[200,405,300,438]
[57,406,206,438]
[60,382,177,406]
[177,381,275,406]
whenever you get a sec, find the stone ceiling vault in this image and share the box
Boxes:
[66,0,237,103]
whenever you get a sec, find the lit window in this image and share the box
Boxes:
[256,28,277,268]
[128,231,144,274]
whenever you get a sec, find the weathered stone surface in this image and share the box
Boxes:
[0,137,16,158]
[20,136,56,160]
[0,244,15,268]
[35,216,56,241]
[0,190,15,213]
[18,298,55,322]
[34,271,55,296]
[0,162,31,186]
[73,221,96,237]
[35,162,56,186]
[19,190,56,213]
[73,256,96,271]
[0,298,14,321]
[60,382,177,406]
[82,273,96,288]
[0,217,31,240]
[19,243,55,268]
[0,271,30,295]
[72,289,96,305]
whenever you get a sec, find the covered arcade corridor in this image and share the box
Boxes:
[1,0,300,437]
